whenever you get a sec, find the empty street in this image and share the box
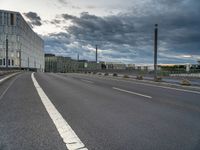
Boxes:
[0,72,200,150]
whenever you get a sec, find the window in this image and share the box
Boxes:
[3,58,5,65]
[8,59,10,66]
[4,13,6,25]
[0,59,2,66]
[7,13,9,25]
[17,36,20,42]
[0,12,2,25]
[10,13,14,25]
[12,59,14,66]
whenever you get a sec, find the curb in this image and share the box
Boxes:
[0,72,21,84]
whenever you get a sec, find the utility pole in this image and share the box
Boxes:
[6,35,8,69]
[34,60,36,68]
[28,57,29,71]
[96,45,98,63]
[77,53,79,61]
[154,24,158,80]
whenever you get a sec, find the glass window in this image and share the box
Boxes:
[10,13,14,25]
[7,13,9,25]
[4,26,8,33]
[4,13,7,25]
[12,59,14,66]
[3,58,5,65]
[0,26,3,33]
[0,12,2,25]
[0,59,2,65]
[17,36,20,42]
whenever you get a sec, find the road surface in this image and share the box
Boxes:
[0,72,200,150]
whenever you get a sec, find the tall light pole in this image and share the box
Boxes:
[96,44,98,63]
[6,35,8,69]
[77,53,79,61]
[154,24,158,80]
[28,57,29,71]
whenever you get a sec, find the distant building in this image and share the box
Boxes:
[104,62,126,69]
[45,54,103,72]
[127,64,136,70]
[86,61,101,70]
[45,54,79,72]
[0,10,44,71]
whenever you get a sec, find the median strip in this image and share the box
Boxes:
[31,73,88,150]
[112,87,152,99]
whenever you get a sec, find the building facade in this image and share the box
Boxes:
[45,54,102,73]
[45,54,79,73]
[0,10,44,71]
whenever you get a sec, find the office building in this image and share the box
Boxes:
[0,10,44,71]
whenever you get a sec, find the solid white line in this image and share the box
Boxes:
[81,79,94,84]
[0,75,19,101]
[112,87,152,99]
[31,73,88,150]
[0,72,20,83]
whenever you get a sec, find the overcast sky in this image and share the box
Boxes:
[1,0,200,64]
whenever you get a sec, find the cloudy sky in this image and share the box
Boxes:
[1,0,200,64]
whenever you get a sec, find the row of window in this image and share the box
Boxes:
[0,58,14,66]
[0,12,16,26]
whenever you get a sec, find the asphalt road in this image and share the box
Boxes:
[1,72,200,150]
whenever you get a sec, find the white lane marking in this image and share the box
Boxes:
[79,74,200,95]
[0,75,19,101]
[114,79,200,95]
[112,87,152,99]
[145,84,200,95]
[0,72,20,83]
[80,79,94,84]
[31,73,88,150]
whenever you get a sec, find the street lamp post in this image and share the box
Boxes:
[28,57,29,71]
[154,24,158,80]
[77,53,79,61]
[96,45,98,63]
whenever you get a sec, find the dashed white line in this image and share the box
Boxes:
[31,73,88,150]
[112,87,152,99]
[81,79,94,84]
[80,74,200,95]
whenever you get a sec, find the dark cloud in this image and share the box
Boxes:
[58,0,68,5]
[50,19,62,25]
[45,0,200,64]
[65,12,136,46]
[62,14,78,20]
[23,12,42,26]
